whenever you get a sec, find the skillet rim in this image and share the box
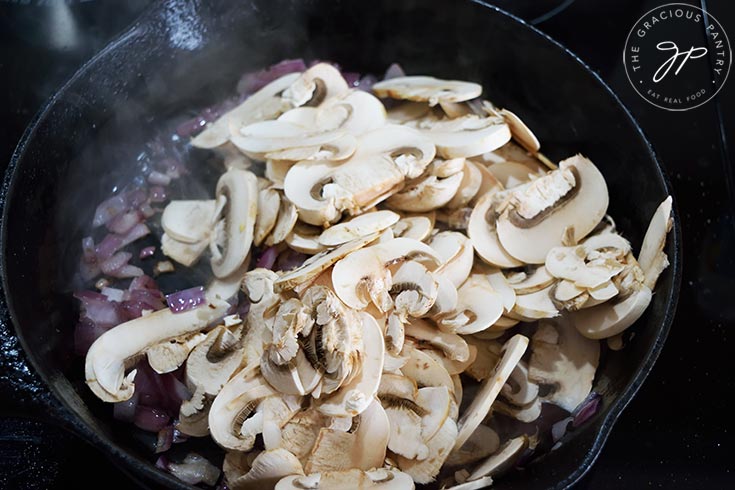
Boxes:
[0,1,682,488]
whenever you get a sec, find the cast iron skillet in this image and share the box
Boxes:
[0,0,681,488]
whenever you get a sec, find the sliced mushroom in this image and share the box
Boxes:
[498,108,540,153]
[421,346,477,376]
[446,159,483,209]
[316,90,387,136]
[276,468,414,490]
[372,76,482,106]
[391,213,435,241]
[331,238,441,310]
[285,222,329,255]
[275,233,379,292]
[210,169,259,278]
[232,120,350,161]
[467,435,529,481]
[430,232,474,287]
[509,285,559,321]
[412,115,511,159]
[391,261,439,319]
[463,337,501,382]
[445,424,500,467]
[485,269,516,313]
[400,345,454,397]
[162,200,217,244]
[528,320,599,411]
[146,332,207,374]
[486,161,541,189]
[505,266,555,294]
[387,171,464,212]
[443,476,495,490]
[317,313,385,417]
[429,275,459,317]
[85,292,230,402]
[404,318,470,362]
[228,448,304,490]
[266,159,295,188]
[395,415,458,484]
[319,210,400,246]
[454,334,528,449]
[192,72,300,149]
[545,233,631,289]
[282,63,349,108]
[496,155,609,264]
[468,191,524,269]
[386,101,432,124]
[501,361,539,407]
[439,275,504,335]
[637,196,673,289]
[255,188,282,246]
[572,285,653,340]
[161,233,211,267]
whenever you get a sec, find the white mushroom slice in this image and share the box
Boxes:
[505,266,555,294]
[278,106,318,126]
[400,346,454,396]
[404,318,470,362]
[255,188,281,246]
[286,223,328,255]
[208,366,278,451]
[372,76,482,106]
[386,101,432,124]
[467,435,529,481]
[553,279,585,302]
[430,274,459,317]
[445,424,500,467]
[316,90,387,135]
[478,140,543,168]
[266,199,299,246]
[421,345,477,376]
[179,324,248,435]
[499,108,541,153]
[275,233,379,292]
[391,214,435,241]
[637,196,673,288]
[306,399,390,472]
[496,155,609,264]
[486,161,540,189]
[229,448,304,490]
[454,334,528,449]
[319,211,400,246]
[276,468,414,490]
[572,286,653,340]
[501,362,539,406]
[444,476,494,490]
[468,192,524,269]
[285,126,435,225]
[446,160,483,209]
[528,320,599,411]
[510,285,559,321]
[279,409,328,464]
[439,275,504,334]
[430,232,474,287]
[395,415,458,484]
[211,169,258,278]
[588,280,619,301]
[317,313,385,417]
[85,292,230,402]
[391,261,439,319]
[331,238,441,310]
[261,396,303,450]
[493,398,542,423]
[416,386,453,441]
[265,134,358,162]
[464,337,501,382]
[485,269,516,313]
[381,394,429,460]
[282,63,349,108]
[416,115,512,159]
[191,72,300,149]
[266,159,295,188]
[146,332,206,374]
[440,100,472,118]
[161,233,210,267]
[261,350,322,396]
[232,120,346,159]
[386,171,464,212]
[380,373,419,399]
[161,200,216,244]
[545,233,631,289]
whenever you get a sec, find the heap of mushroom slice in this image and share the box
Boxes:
[83,64,675,489]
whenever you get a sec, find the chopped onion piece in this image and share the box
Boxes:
[166,286,205,313]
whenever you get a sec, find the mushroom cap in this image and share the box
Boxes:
[319,210,400,246]
[468,192,524,269]
[372,76,482,106]
[496,155,609,264]
[211,169,259,278]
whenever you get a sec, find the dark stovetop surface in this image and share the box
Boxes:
[1,1,734,489]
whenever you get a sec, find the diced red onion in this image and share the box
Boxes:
[79,261,101,281]
[166,286,206,313]
[93,194,128,227]
[237,58,307,95]
[149,186,168,203]
[572,392,601,428]
[74,290,125,326]
[110,264,144,279]
[156,425,174,453]
[139,202,156,218]
[113,391,140,423]
[167,453,221,486]
[275,249,308,272]
[123,289,165,319]
[383,62,406,80]
[342,71,361,87]
[100,251,133,275]
[255,246,279,270]
[95,234,124,261]
[106,210,142,235]
[176,116,207,138]
[129,275,159,292]
[140,246,156,259]
[356,74,378,92]
[120,223,151,248]
[127,188,149,209]
[551,416,573,443]
[148,171,172,186]
[237,298,251,317]
[156,455,171,471]
[172,427,189,444]
[134,406,170,432]
[101,287,125,302]
[82,237,96,262]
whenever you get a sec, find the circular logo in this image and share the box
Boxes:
[624,3,732,111]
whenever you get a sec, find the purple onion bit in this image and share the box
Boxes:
[383,62,406,80]
[140,246,156,259]
[156,425,174,453]
[237,58,307,95]
[255,246,279,270]
[134,405,171,432]
[572,392,602,428]
[551,416,574,443]
[166,286,206,313]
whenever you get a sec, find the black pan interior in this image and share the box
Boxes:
[0,0,680,488]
